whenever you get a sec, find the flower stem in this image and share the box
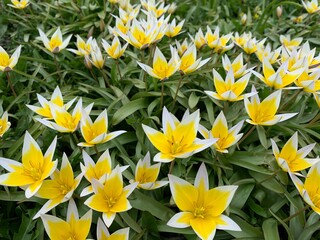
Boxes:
[279,90,302,111]
[53,54,63,85]
[5,72,17,97]
[283,205,310,223]
[238,125,256,145]
[173,73,184,106]
[116,59,122,81]
[308,112,320,125]
[94,145,101,157]
[160,79,165,110]
[169,160,175,174]
[100,69,111,87]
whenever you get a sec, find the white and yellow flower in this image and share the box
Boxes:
[280,35,303,51]
[102,36,128,59]
[0,45,22,72]
[38,27,72,53]
[166,19,185,38]
[302,0,320,14]
[97,218,129,240]
[8,0,30,9]
[0,111,11,137]
[67,35,94,56]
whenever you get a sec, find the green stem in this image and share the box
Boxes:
[308,112,320,125]
[279,90,302,111]
[53,54,63,85]
[94,145,101,157]
[238,125,256,145]
[160,79,165,110]
[283,205,310,223]
[173,73,184,106]
[100,69,111,87]
[169,160,175,174]
[5,72,17,97]
[116,59,122,81]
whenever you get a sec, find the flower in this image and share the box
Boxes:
[271,132,317,173]
[255,44,281,64]
[205,69,251,102]
[176,39,190,56]
[167,163,240,240]
[84,166,138,227]
[78,109,126,147]
[242,38,266,55]
[67,35,94,56]
[233,32,252,49]
[166,19,185,38]
[222,53,251,79]
[0,45,21,72]
[142,107,215,163]
[0,111,11,137]
[205,26,233,53]
[252,59,304,89]
[7,0,30,9]
[137,46,180,80]
[241,13,247,25]
[41,199,92,240]
[280,35,303,51]
[290,162,320,214]
[0,131,57,198]
[190,28,206,49]
[199,111,244,153]
[178,44,210,75]
[27,86,77,119]
[90,40,105,69]
[36,98,93,133]
[97,218,129,240]
[130,152,168,190]
[102,36,128,59]
[302,0,320,14]
[34,153,83,219]
[295,69,320,92]
[167,2,177,14]
[38,27,72,53]
[244,86,298,126]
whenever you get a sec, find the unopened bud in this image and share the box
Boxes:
[84,56,92,70]
[277,6,283,18]
[241,14,247,25]
[168,3,177,14]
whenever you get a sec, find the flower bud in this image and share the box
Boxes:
[241,14,247,25]
[276,6,283,18]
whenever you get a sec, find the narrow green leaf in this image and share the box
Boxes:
[257,125,268,149]
[262,218,280,240]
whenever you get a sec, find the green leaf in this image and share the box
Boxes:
[257,125,268,149]
[111,98,148,125]
[262,218,280,240]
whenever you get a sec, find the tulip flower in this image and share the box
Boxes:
[67,35,94,56]
[8,0,30,9]
[255,44,282,64]
[176,39,190,56]
[290,162,320,214]
[34,153,83,219]
[242,38,266,55]
[190,28,207,49]
[36,98,93,133]
[244,86,298,126]
[178,44,210,75]
[130,152,168,190]
[0,45,21,72]
[90,40,105,69]
[102,36,128,59]
[0,111,11,137]
[295,69,320,92]
[280,35,303,50]
[38,27,72,53]
[302,0,320,14]
[85,166,138,227]
[97,218,129,240]
[233,32,253,49]
[0,132,57,198]
[271,132,317,173]
[137,46,180,80]
[205,69,251,102]
[167,2,177,14]
[78,109,125,147]
[142,107,215,163]
[27,86,77,119]
[199,111,244,153]
[109,17,130,36]
[167,163,240,240]
[222,53,251,79]
[252,59,304,89]
[206,26,234,53]
[166,19,185,38]
[41,199,92,240]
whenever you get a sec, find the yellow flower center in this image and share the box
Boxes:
[24,167,43,181]
[167,136,187,155]
[0,52,10,67]
[49,38,62,52]
[67,236,76,240]
[59,183,72,195]
[194,206,206,218]
[106,196,117,208]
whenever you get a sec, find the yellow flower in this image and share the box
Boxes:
[0,111,11,137]
[36,98,92,133]
[167,163,240,240]
[67,35,94,56]
[290,162,320,214]
[199,111,244,153]
[280,35,303,51]
[166,19,185,38]
[244,86,298,126]
[295,69,320,92]
[118,6,140,24]
[34,153,83,219]
[0,131,57,198]
[255,44,281,64]
[233,32,252,48]
[8,0,30,9]
[178,44,210,75]
[302,0,320,14]
[252,59,304,89]
[130,152,168,190]
[141,0,169,18]
[142,107,215,163]
[190,28,207,49]
[176,39,190,56]
[78,109,126,147]
[222,53,252,79]
[242,38,266,55]
[109,0,119,3]
[137,46,180,80]
[41,199,92,240]
[27,86,77,119]
[205,26,234,53]
[90,40,105,69]
[241,13,247,25]
[0,45,21,72]
[167,2,177,14]
[271,132,317,173]
[85,166,138,227]
[38,27,72,53]
[102,36,128,59]
[205,69,251,102]
[97,218,129,240]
